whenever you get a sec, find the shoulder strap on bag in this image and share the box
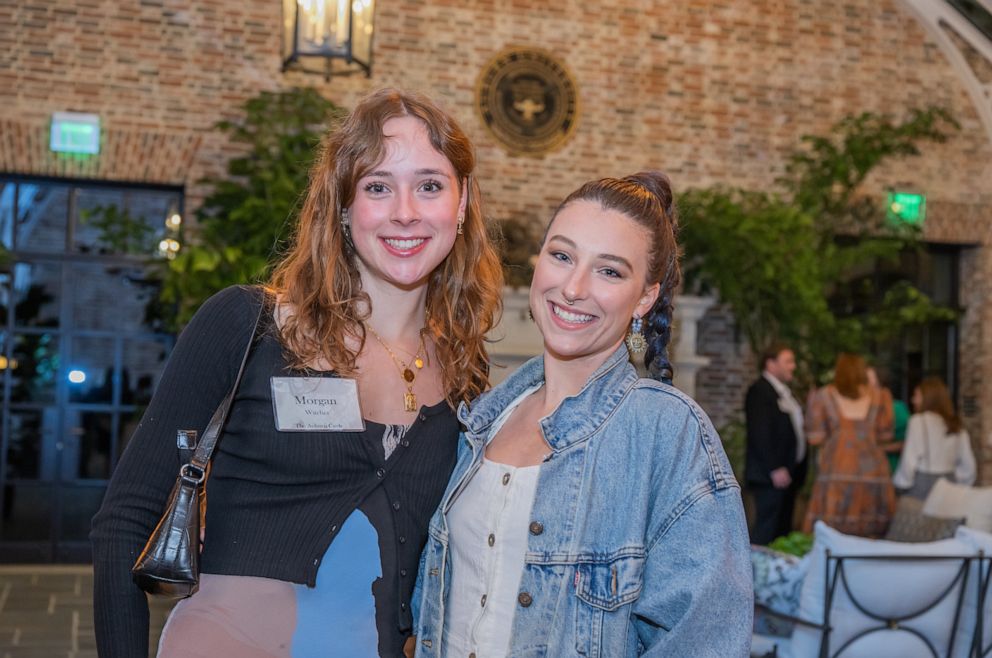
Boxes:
[188,291,265,474]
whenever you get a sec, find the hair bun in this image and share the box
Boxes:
[624,171,674,217]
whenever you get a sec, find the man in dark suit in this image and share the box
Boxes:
[745,344,808,545]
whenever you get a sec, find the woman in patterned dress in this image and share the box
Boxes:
[802,353,896,537]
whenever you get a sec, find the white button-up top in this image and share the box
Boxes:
[441,385,543,658]
[443,458,540,658]
[893,411,976,489]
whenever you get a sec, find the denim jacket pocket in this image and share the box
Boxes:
[573,551,645,657]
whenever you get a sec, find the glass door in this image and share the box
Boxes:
[0,177,181,562]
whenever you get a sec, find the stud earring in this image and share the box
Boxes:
[625,316,647,354]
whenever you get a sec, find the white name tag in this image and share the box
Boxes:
[270,377,365,432]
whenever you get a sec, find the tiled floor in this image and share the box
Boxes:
[0,565,176,658]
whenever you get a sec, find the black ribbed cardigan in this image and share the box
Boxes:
[90,286,459,657]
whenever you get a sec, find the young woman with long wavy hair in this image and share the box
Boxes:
[92,88,502,658]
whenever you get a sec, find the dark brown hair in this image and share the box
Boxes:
[833,353,867,399]
[917,376,963,434]
[549,171,680,382]
[760,343,792,371]
[268,88,503,406]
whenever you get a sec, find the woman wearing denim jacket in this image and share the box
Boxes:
[412,172,752,657]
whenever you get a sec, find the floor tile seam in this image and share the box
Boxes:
[0,566,91,576]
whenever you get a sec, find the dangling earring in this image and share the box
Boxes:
[626,316,647,354]
[456,211,464,236]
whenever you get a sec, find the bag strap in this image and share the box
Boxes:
[186,292,265,477]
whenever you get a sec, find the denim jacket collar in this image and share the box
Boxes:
[457,344,638,452]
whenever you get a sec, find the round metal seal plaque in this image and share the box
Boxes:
[476,47,579,156]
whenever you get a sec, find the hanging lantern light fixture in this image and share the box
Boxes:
[282,0,375,78]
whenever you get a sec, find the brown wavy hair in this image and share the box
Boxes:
[917,376,963,434]
[833,352,867,399]
[267,88,503,406]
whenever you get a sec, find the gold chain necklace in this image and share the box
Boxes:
[366,325,426,412]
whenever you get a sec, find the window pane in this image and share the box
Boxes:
[1,483,52,541]
[10,332,59,404]
[67,262,161,332]
[65,409,113,479]
[929,252,955,307]
[73,187,178,258]
[13,260,61,329]
[67,336,115,404]
[0,182,14,250]
[14,183,69,253]
[927,323,951,378]
[123,336,171,406]
[73,188,124,255]
[0,268,9,328]
[6,409,58,479]
[59,485,107,540]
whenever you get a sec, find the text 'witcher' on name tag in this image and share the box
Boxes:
[270,377,365,432]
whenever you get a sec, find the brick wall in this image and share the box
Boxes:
[693,303,755,432]
[2,0,991,472]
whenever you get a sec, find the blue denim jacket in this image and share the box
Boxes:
[413,345,753,657]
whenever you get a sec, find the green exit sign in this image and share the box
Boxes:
[886,192,926,226]
[50,112,100,155]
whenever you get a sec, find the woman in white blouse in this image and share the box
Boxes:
[893,376,976,499]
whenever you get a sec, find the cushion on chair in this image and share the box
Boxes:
[952,526,992,658]
[790,521,974,658]
[885,495,964,543]
[751,545,809,637]
[922,479,992,533]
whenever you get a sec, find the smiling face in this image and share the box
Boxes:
[530,199,660,368]
[347,115,465,292]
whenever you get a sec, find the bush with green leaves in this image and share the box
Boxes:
[679,107,960,381]
[159,88,344,326]
[768,531,814,557]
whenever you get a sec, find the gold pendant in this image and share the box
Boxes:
[414,357,424,369]
[403,368,415,383]
[404,391,417,412]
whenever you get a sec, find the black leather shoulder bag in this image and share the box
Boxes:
[131,299,264,598]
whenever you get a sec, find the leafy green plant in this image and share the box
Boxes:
[159,88,345,326]
[679,107,960,381]
[768,531,814,557]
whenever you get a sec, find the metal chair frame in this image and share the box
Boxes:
[752,551,989,658]
[820,550,977,658]
[974,555,991,658]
